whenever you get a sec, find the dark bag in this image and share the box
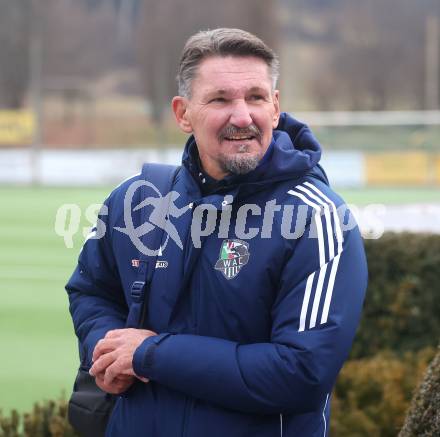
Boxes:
[68,163,179,437]
[68,368,116,437]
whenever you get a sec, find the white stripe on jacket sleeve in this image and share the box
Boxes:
[287,190,326,267]
[296,185,335,259]
[288,182,344,331]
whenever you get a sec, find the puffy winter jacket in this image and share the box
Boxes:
[66,112,368,437]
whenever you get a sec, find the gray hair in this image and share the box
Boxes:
[177,28,279,98]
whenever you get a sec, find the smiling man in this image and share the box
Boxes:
[172,54,280,179]
[67,28,368,436]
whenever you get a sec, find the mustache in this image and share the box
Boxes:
[218,124,262,142]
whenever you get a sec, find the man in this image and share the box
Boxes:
[67,28,368,436]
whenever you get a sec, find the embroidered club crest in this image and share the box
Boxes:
[214,239,250,280]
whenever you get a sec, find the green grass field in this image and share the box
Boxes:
[0,185,439,414]
[0,186,109,414]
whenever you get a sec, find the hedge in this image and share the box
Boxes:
[331,348,436,436]
[353,233,440,358]
[0,398,77,437]
[399,345,440,437]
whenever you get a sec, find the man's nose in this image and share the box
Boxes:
[229,100,253,128]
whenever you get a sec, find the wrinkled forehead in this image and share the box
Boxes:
[192,55,272,95]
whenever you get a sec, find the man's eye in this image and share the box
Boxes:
[210,97,226,103]
[249,95,264,101]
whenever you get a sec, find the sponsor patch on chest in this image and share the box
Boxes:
[214,239,250,280]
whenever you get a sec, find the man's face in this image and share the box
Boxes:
[172,56,280,180]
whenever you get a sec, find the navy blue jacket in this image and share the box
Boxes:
[66,113,368,437]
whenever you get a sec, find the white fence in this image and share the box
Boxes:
[294,110,440,126]
[0,149,365,187]
[2,149,439,234]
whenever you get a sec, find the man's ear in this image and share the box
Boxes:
[272,90,281,128]
[172,96,193,133]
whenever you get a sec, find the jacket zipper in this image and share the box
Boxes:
[181,201,219,437]
[182,208,207,437]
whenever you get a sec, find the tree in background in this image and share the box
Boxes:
[2,0,437,117]
[42,0,119,80]
[329,0,426,110]
[285,0,437,110]
[0,0,31,109]
[0,0,128,109]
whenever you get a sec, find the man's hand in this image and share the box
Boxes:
[89,328,156,390]
[94,372,135,395]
